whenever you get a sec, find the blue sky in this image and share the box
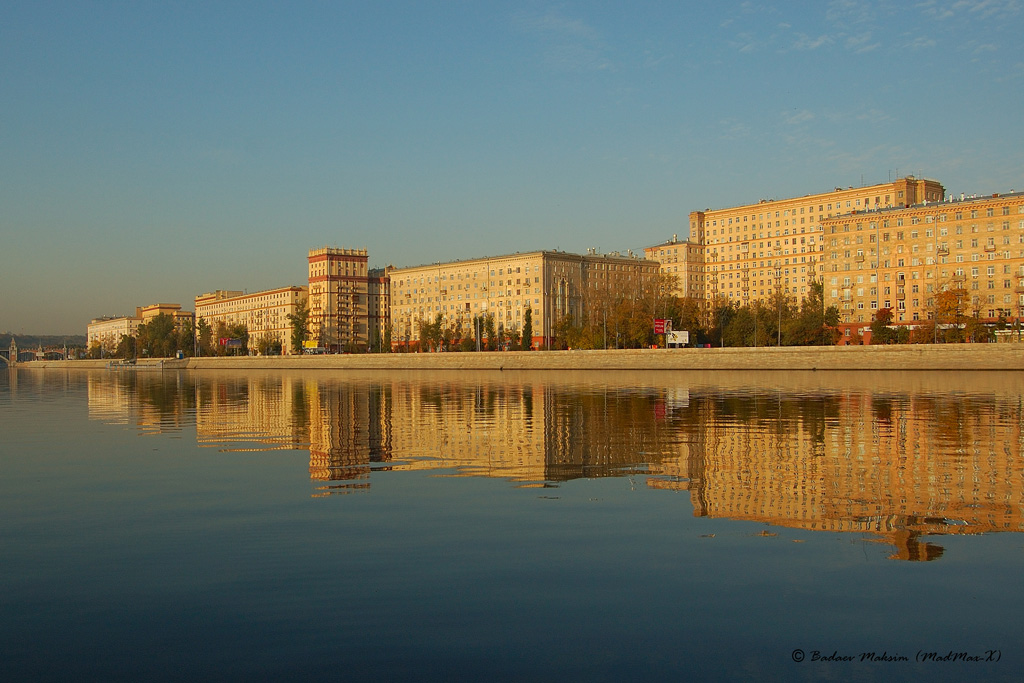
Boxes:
[2,1,1022,334]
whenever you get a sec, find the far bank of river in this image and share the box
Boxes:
[17,343,1024,372]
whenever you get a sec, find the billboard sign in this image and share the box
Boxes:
[666,330,689,347]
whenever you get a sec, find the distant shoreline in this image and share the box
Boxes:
[15,343,1024,371]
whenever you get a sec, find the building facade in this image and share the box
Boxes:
[87,315,142,352]
[138,303,194,330]
[387,250,660,349]
[822,191,1024,339]
[194,286,308,354]
[87,303,194,353]
[643,235,704,300]
[367,267,391,352]
[645,176,945,309]
[307,247,370,351]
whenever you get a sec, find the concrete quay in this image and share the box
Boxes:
[19,343,1024,371]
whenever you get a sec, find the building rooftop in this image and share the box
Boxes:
[690,175,942,215]
[824,189,1024,220]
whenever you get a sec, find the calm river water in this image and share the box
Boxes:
[2,368,1022,682]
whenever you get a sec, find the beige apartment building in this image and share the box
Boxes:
[823,190,1024,337]
[367,267,391,352]
[194,286,308,354]
[87,315,142,352]
[307,247,370,351]
[643,235,704,299]
[87,303,193,353]
[388,250,660,349]
[646,176,945,309]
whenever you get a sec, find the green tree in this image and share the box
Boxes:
[483,314,496,351]
[823,305,841,344]
[114,334,136,359]
[286,300,310,354]
[255,336,282,356]
[786,280,829,346]
[521,307,533,350]
[675,297,707,346]
[723,303,754,347]
[135,313,178,357]
[197,318,213,356]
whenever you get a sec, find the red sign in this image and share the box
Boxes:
[654,319,666,334]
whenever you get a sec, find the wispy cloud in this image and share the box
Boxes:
[642,50,671,69]
[784,109,815,125]
[730,31,762,53]
[719,118,752,140]
[855,109,894,123]
[792,33,833,50]
[845,31,880,52]
[826,0,876,25]
[903,35,937,49]
[920,0,1021,20]
[512,9,611,72]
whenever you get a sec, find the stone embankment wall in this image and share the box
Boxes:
[21,343,1024,371]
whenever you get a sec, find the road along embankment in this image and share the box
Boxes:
[20,343,1024,371]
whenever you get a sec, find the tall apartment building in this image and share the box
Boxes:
[388,249,659,349]
[646,176,945,308]
[823,190,1024,336]
[367,267,391,352]
[307,247,370,351]
[194,286,308,353]
[643,235,704,299]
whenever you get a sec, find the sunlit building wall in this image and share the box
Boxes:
[643,235,704,299]
[644,176,945,308]
[367,267,391,352]
[87,315,141,352]
[194,286,308,354]
[822,191,1024,335]
[388,250,660,349]
[87,302,194,352]
[307,247,370,351]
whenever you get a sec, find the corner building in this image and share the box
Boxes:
[822,191,1024,335]
[646,176,945,309]
[388,250,660,349]
[307,247,370,351]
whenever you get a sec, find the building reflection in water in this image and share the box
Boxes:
[85,370,1024,560]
